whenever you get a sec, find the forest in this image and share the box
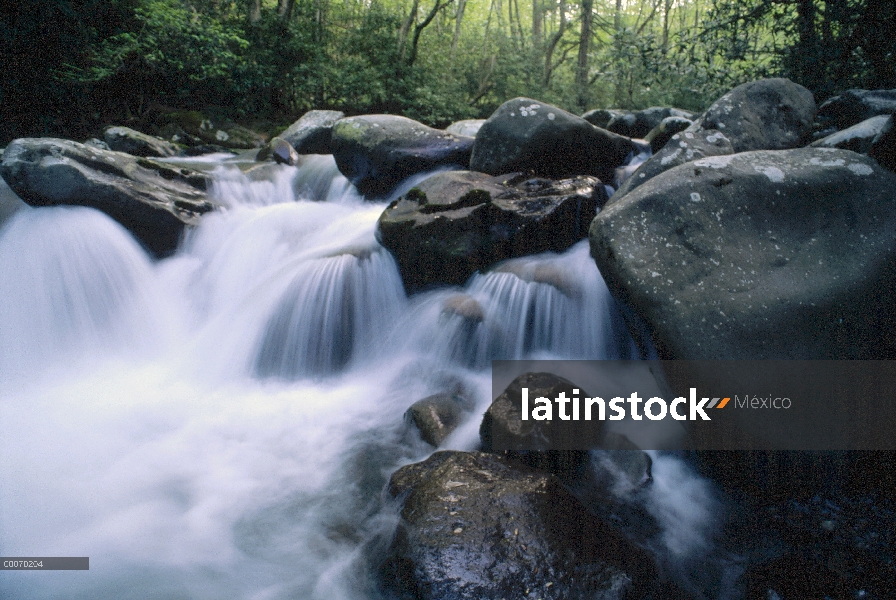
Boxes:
[1,0,895,146]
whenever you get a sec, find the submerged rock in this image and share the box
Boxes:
[331,115,473,197]
[0,138,214,256]
[470,98,638,184]
[376,170,604,293]
[616,78,815,197]
[277,109,344,154]
[868,114,896,172]
[103,125,180,158]
[590,147,896,360]
[381,451,656,600]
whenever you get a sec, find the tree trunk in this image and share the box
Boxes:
[576,0,594,110]
[248,0,261,24]
[450,0,467,59]
[399,0,420,58]
[532,0,542,42]
[543,0,567,86]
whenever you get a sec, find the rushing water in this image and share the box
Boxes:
[0,154,722,599]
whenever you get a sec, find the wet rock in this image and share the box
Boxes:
[277,109,344,154]
[480,371,599,476]
[103,125,180,158]
[256,137,300,166]
[441,294,485,322]
[816,88,896,130]
[405,393,472,447]
[181,144,236,156]
[810,114,891,154]
[590,147,896,360]
[446,119,485,138]
[331,115,473,197]
[471,98,638,184]
[0,176,27,225]
[376,170,604,292]
[613,78,816,198]
[0,138,215,256]
[156,111,267,149]
[381,450,656,600]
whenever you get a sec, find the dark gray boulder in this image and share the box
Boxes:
[445,119,485,137]
[104,125,180,158]
[376,170,605,293]
[331,115,474,197]
[615,78,815,198]
[405,393,472,447]
[0,138,214,256]
[816,88,896,130]
[589,147,896,361]
[256,136,300,166]
[810,114,892,154]
[470,98,638,184]
[382,450,656,600]
[644,115,694,153]
[277,109,344,154]
[691,78,816,152]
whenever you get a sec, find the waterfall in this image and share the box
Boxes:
[0,155,713,600]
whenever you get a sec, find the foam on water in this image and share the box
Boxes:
[0,155,722,599]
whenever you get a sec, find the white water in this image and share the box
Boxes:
[0,155,715,599]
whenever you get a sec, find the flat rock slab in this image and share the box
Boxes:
[0,138,214,256]
[590,147,896,360]
[376,170,605,293]
[382,450,655,600]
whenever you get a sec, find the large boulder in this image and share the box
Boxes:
[277,109,344,154]
[0,138,214,256]
[589,147,896,360]
[615,78,816,197]
[691,78,816,152]
[155,110,267,149]
[816,88,896,131]
[331,115,474,197]
[376,170,605,293]
[103,125,180,158]
[470,98,638,184]
[381,450,656,600]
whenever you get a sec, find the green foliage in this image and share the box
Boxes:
[2,0,895,145]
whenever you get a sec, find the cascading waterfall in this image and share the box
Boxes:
[0,156,722,599]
